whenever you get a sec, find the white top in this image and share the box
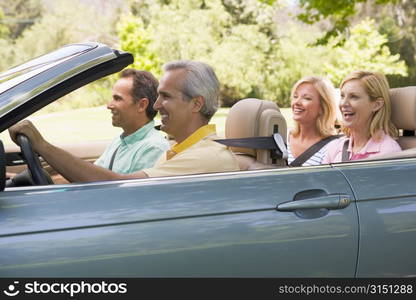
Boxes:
[287,142,328,166]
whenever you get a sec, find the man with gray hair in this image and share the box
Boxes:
[9,60,240,182]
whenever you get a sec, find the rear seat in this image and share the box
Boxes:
[365,86,416,160]
[225,98,288,170]
[390,86,416,150]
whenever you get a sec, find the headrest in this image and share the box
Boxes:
[225,98,286,156]
[390,87,416,131]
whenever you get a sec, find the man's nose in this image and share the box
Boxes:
[153,96,161,110]
[107,99,115,109]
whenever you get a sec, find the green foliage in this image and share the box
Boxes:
[323,19,407,85]
[258,0,276,5]
[0,0,122,112]
[117,15,162,77]
[267,24,329,106]
[0,0,43,39]
[119,0,281,106]
[297,0,399,45]
[0,9,11,71]
[209,24,273,104]
[0,9,10,38]
[146,0,231,61]
[297,0,416,88]
[117,1,408,108]
[9,0,117,65]
[0,0,412,114]
[377,2,416,87]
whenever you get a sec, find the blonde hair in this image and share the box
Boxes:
[291,76,337,138]
[340,71,398,139]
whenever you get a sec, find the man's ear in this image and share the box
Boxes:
[191,96,205,113]
[372,97,384,112]
[137,98,149,113]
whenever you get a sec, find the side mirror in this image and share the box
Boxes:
[0,140,5,191]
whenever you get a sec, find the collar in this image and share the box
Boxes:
[347,130,385,155]
[120,120,155,146]
[167,124,216,160]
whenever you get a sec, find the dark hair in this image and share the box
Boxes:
[120,68,159,119]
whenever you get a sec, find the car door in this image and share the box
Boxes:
[335,158,416,277]
[0,165,358,277]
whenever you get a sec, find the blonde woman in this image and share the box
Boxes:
[323,71,401,163]
[288,76,338,166]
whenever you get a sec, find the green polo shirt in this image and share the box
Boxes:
[94,120,170,174]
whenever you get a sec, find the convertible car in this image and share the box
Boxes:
[0,43,415,277]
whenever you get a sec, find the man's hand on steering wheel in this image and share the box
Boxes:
[9,120,45,151]
[9,120,52,185]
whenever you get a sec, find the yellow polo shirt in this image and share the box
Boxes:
[143,124,240,177]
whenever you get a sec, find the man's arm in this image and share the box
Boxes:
[9,120,148,183]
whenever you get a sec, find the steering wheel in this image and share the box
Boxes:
[17,134,52,185]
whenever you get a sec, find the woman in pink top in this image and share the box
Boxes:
[324,71,401,163]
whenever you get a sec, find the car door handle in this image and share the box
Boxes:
[276,194,351,211]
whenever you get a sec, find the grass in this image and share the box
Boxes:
[0,106,293,146]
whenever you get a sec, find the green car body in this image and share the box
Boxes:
[0,43,415,277]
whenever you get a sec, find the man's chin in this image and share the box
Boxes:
[159,124,168,133]
[111,118,121,127]
[160,124,174,137]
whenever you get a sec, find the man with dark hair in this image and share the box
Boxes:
[9,61,239,182]
[119,68,159,120]
[94,68,169,173]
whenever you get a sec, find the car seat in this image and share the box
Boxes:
[390,86,416,150]
[224,98,288,170]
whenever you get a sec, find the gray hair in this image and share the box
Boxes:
[163,60,219,120]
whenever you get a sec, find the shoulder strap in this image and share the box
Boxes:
[342,139,350,162]
[289,135,339,167]
[215,134,288,160]
[108,145,120,171]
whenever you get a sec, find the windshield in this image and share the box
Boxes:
[0,44,95,102]
[0,44,95,93]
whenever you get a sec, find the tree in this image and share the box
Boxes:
[323,19,407,85]
[0,8,10,38]
[0,0,43,39]
[117,15,163,77]
[11,0,117,64]
[1,0,122,112]
[119,0,281,106]
[293,0,414,87]
[257,18,407,106]
[0,9,11,72]
[297,0,397,45]
[267,23,329,106]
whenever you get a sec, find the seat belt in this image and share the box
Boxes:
[158,124,288,160]
[215,133,288,160]
[342,139,350,162]
[289,135,340,167]
[108,145,120,171]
